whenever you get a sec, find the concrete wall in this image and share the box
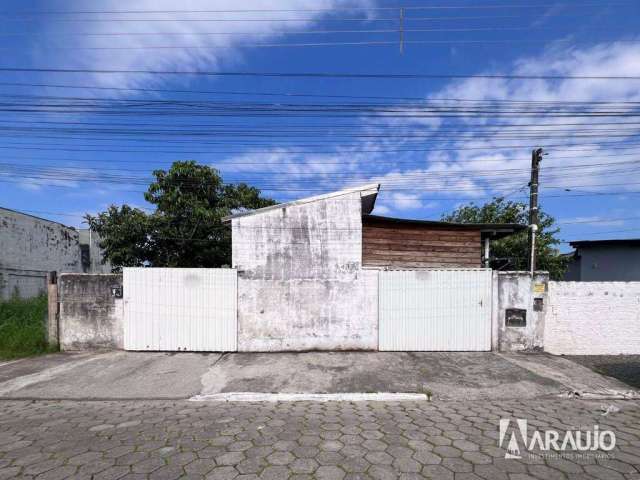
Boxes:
[1,208,82,299]
[496,271,549,352]
[232,192,378,351]
[565,245,640,281]
[545,281,640,355]
[78,229,112,273]
[58,273,124,351]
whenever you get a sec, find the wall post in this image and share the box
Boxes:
[47,271,59,349]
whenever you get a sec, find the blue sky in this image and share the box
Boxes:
[1,0,639,250]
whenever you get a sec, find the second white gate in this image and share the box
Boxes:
[124,268,237,351]
[379,269,492,351]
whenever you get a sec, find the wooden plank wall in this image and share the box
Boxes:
[362,222,482,268]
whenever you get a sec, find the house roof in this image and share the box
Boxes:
[363,214,527,239]
[569,238,640,248]
[0,206,77,230]
[222,183,380,222]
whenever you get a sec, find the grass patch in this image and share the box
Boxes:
[0,295,55,360]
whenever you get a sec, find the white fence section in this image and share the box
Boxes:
[124,268,237,351]
[379,269,492,351]
[545,281,640,355]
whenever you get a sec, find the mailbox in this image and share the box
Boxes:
[505,308,526,327]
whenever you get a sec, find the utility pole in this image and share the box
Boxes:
[529,148,543,274]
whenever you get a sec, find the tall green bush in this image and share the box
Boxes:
[0,295,53,359]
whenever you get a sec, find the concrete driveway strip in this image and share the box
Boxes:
[0,351,221,399]
[1,351,636,401]
[0,352,98,384]
[199,351,575,400]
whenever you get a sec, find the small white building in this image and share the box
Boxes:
[224,184,523,352]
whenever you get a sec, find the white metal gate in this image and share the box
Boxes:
[379,269,492,351]
[124,268,237,351]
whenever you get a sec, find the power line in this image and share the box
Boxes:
[561,228,640,242]
[10,38,638,51]
[558,216,640,225]
[0,25,629,37]
[8,119,640,130]
[3,91,640,109]
[0,4,630,15]
[1,81,640,105]
[5,159,640,178]
[0,67,638,80]
[2,173,640,202]
[5,159,639,180]
[0,38,635,51]
[3,163,640,193]
[2,139,640,155]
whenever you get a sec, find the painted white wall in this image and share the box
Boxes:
[232,191,379,351]
[545,281,640,355]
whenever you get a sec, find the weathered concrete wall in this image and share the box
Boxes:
[233,192,378,351]
[545,281,640,355]
[58,273,124,351]
[78,229,112,273]
[496,271,549,352]
[0,208,82,299]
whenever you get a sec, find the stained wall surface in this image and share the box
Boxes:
[0,208,82,299]
[232,192,378,351]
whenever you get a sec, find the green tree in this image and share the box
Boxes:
[86,161,275,270]
[441,197,568,279]
[85,205,150,268]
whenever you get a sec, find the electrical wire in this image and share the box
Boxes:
[1,3,631,14]
[1,67,639,80]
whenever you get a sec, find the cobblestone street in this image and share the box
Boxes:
[0,399,639,480]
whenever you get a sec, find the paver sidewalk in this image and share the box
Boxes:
[0,398,638,479]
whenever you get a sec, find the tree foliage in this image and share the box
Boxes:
[86,161,276,270]
[441,197,568,279]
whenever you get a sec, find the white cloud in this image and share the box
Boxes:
[372,203,390,215]
[210,41,640,219]
[36,0,374,91]
[390,193,423,210]
[381,40,640,202]
[0,171,79,192]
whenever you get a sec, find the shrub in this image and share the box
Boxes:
[0,295,54,359]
